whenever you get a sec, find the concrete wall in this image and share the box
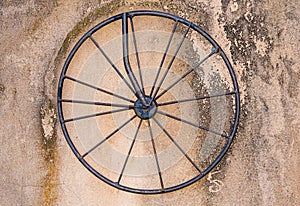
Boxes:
[0,0,299,205]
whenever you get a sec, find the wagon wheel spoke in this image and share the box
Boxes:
[157,110,228,138]
[153,117,202,173]
[82,115,137,158]
[151,24,191,102]
[157,91,236,106]
[63,75,134,103]
[130,17,145,95]
[148,119,164,190]
[117,119,143,184]
[149,21,178,97]
[63,108,131,123]
[89,35,137,97]
[59,99,134,108]
[155,48,217,101]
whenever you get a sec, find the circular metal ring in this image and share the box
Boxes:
[57,10,240,194]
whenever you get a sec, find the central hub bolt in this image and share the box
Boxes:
[134,96,157,119]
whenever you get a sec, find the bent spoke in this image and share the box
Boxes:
[157,110,228,138]
[117,119,142,183]
[153,117,201,173]
[82,115,137,158]
[122,14,147,106]
[63,108,130,123]
[158,91,236,106]
[155,48,217,101]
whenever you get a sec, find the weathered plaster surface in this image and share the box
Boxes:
[0,0,299,205]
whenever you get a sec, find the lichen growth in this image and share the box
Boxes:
[40,98,59,205]
[0,84,5,96]
[58,0,125,60]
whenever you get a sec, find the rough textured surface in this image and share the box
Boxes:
[0,0,299,205]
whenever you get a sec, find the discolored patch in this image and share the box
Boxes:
[0,84,5,97]
[40,98,59,205]
[220,2,274,85]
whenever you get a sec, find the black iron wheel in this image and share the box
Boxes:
[58,10,240,194]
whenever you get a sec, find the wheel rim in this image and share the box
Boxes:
[57,10,240,194]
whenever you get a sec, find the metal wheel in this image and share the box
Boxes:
[58,10,240,194]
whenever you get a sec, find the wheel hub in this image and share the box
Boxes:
[134,96,157,119]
